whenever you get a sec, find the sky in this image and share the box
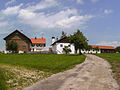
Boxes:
[0,0,120,51]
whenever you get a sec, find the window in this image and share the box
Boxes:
[68,45,71,47]
[60,44,63,47]
[43,44,46,47]
[23,45,26,48]
[36,44,39,47]
[32,44,34,47]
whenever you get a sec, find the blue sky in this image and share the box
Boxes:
[0,0,120,50]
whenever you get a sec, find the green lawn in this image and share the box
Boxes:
[0,68,7,90]
[0,54,85,73]
[95,53,120,86]
[0,54,85,90]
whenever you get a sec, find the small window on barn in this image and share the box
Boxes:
[16,32,18,34]
[60,44,63,47]
[23,46,26,48]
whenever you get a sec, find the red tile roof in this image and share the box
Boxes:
[92,45,115,49]
[30,38,46,44]
[0,51,4,53]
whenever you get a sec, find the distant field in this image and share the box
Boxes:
[95,53,120,86]
[0,54,85,90]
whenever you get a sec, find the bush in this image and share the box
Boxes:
[7,41,18,53]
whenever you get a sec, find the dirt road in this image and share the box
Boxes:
[24,54,119,90]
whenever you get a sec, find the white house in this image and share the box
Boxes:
[30,38,46,52]
[52,37,75,54]
[51,37,115,54]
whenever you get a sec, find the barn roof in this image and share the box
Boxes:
[92,45,115,49]
[30,38,46,44]
[4,30,32,43]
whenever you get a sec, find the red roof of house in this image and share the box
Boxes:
[30,38,46,44]
[0,51,4,53]
[92,45,115,49]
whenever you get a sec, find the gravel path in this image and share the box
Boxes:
[24,54,119,90]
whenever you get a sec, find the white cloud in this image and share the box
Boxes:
[18,8,94,30]
[0,16,4,20]
[91,0,99,3]
[18,9,36,19]
[104,9,113,14]
[77,0,84,4]
[0,22,8,27]
[97,41,120,47]
[26,0,58,11]
[2,3,23,15]
[5,0,16,6]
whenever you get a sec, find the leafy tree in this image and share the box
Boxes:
[69,29,88,54]
[7,41,18,53]
[63,46,71,54]
[86,45,92,51]
[93,47,99,52]
[115,46,120,53]
[61,31,67,39]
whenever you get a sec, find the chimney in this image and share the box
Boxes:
[56,37,58,41]
[52,37,55,44]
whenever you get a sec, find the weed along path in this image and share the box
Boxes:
[24,54,119,90]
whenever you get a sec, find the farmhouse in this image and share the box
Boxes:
[51,37,115,54]
[52,37,75,54]
[30,38,46,52]
[4,30,46,53]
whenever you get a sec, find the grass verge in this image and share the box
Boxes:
[0,68,8,90]
[95,53,120,87]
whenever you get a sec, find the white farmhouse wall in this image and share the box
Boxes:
[52,43,75,54]
[52,42,102,54]
[81,49,101,54]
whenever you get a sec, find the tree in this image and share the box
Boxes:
[63,46,71,54]
[7,41,18,53]
[115,46,120,53]
[93,47,99,52]
[85,45,92,51]
[69,30,88,54]
[61,31,67,39]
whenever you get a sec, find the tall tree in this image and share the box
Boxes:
[86,45,92,51]
[61,31,67,39]
[7,41,18,53]
[115,46,120,53]
[69,30,88,54]
[93,47,99,51]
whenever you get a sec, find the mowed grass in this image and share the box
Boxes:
[0,68,7,90]
[0,54,86,73]
[95,53,120,86]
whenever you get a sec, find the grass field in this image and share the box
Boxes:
[0,54,85,90]
[0,68,7,90]
[95,53,120,86]
[0,54,85,73]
